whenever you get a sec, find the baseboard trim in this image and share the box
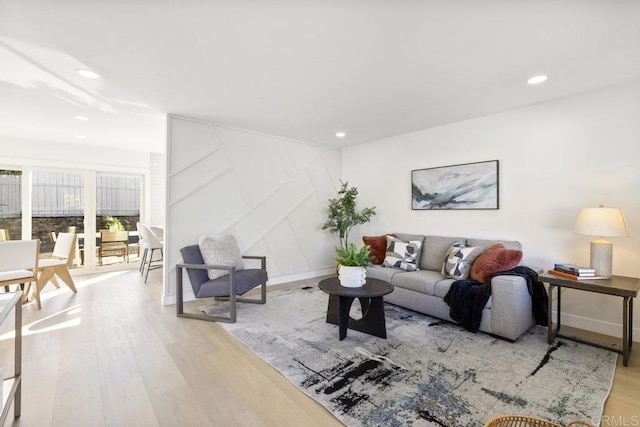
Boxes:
[552,310,640,344]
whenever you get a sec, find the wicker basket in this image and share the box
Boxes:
[484,415,594,427]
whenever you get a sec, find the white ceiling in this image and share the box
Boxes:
[1,1,640,153]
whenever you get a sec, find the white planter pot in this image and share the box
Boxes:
[338,265,366,287]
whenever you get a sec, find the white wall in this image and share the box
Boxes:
[165,115,341,304]
[149,152,166,226]
[343,80,640,340]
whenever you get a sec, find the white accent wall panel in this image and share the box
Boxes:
[215,127,289,206]
[169,151,229,203]
[165,115,341,303]
[169,117,221,173]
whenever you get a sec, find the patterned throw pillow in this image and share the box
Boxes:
[198,234,245,280]
[382,235,423,271]
[441,242,483,280]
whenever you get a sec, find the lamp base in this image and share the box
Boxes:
[590,240,612,278]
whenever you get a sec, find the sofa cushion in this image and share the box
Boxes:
[466,238,522,252]
[362,235,388,265]
[420,235,468,271]
[391,269,445,296]
[441,242,483,280]
[394,233,425,245]
[470,243,523,284]
[366,265,404,283]
[383,235,423,271]
[434,277,456,298]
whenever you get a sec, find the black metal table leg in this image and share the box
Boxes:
[623,297,630,366]
[630,297,634,349]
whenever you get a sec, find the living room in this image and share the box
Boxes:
[2,2,640,426]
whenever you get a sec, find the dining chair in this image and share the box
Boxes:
[136,222,148,274]
[26,232,78,309]
[138,223,163,283]
[0,239,39,297]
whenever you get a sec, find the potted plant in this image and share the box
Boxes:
[335,243,371,287]
[322,181,376,250]
[104,216,125,232]
[323,181,377,287]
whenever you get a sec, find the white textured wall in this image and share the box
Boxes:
[343,80,640,340]
[149,152,166,225]
[165,115,341,303]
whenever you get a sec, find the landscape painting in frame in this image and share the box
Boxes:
[412,160,499,210]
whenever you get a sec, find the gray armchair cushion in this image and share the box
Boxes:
[180,244,268,298]
[196,269,268,298]
[180,244,209,296]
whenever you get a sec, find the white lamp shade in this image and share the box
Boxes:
[574,207,630,237]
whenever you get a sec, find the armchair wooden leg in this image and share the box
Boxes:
[176,265,236,323]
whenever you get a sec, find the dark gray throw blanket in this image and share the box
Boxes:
[444,266,548,333]
[443,279,491,333]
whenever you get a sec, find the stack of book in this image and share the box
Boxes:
[548,263,603,280]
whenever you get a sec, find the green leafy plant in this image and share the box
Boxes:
[322,181,376,249]
[104,216,125,232]
[335,243,372,267]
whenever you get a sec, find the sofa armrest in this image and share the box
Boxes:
[489,275,534,341]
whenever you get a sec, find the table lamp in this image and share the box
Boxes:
[574,205,629,278]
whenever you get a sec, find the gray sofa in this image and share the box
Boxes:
[366,233,534,341]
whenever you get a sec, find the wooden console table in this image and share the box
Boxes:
[539,273,639,366]
[0,291,22,422]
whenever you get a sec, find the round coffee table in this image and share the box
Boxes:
[318,277,394,340]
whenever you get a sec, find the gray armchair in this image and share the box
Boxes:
[176,244,268,323]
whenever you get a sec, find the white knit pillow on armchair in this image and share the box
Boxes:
[198,234,245,280]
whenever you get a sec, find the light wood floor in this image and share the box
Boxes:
[0,269,637,426]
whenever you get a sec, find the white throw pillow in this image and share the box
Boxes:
[198,234,245,280]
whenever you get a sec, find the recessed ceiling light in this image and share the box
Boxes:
[74,115,89,121]
[76,68,100,79]
[527,75,548,85]
[75,135,86,139]
[336,132,346,138]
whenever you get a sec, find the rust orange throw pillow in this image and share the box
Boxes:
[470,243,523,284]
[362,235,388,265]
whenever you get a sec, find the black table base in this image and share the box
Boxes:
[325,294,387,340]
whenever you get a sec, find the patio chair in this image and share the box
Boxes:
[26,232,78,310]
[176,244,267,323]
[99,230,129,265]
[0,239,39,297]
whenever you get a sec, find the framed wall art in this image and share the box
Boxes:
[411,160,499,210]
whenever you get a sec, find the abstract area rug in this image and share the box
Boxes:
[203,284,616,427]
